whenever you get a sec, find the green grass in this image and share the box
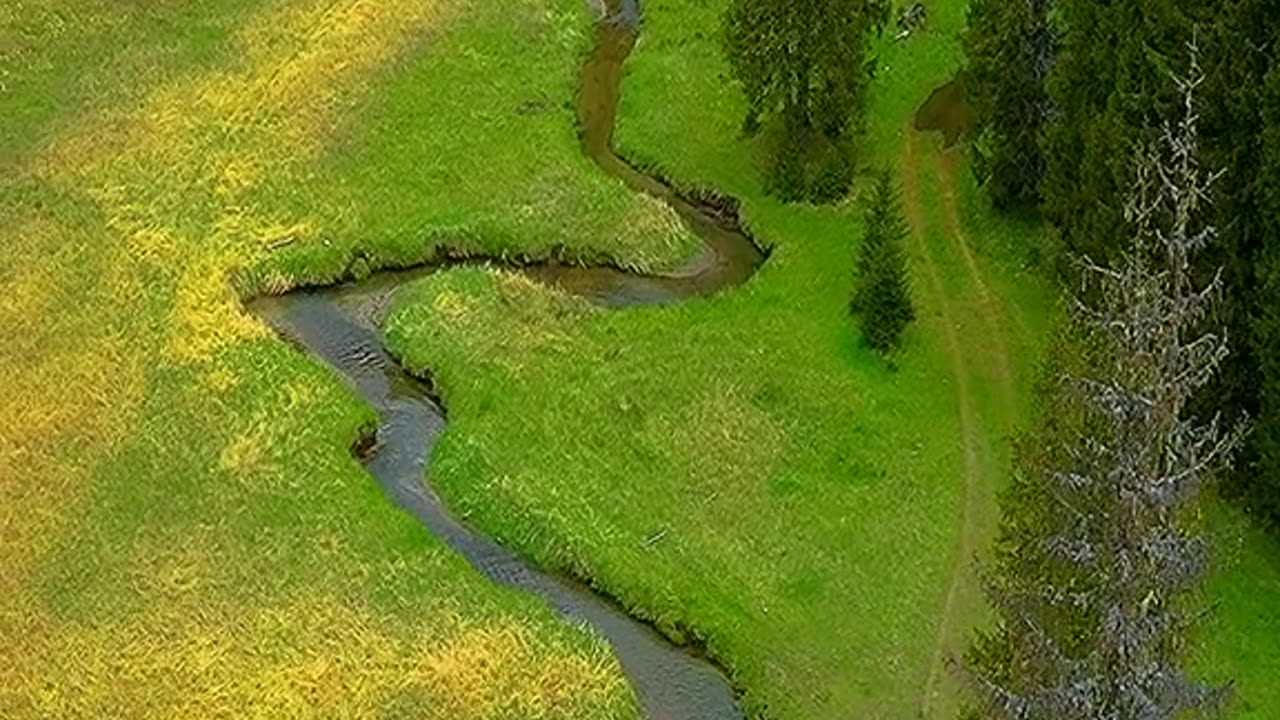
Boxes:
[5,0,1275,717]
[1196,503,1280,719]
[384,0,1280,718]
[387,256,978,718]
[241,0,699,290]
[3,0,706,715]
[2,0,270,164]
[385,1,1053,717]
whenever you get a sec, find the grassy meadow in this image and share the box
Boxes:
[3,0,1276,719]
[1,0,700,716]
[385,0,1280,718]
[386,0,1052,716]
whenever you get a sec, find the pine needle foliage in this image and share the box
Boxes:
[1245,53,1280,529]
[721,0,888,202]
[853,171,914,353]
[965,49,1244,720]
[961,0,1052,210]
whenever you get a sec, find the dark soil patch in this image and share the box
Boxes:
[913,80,975,148]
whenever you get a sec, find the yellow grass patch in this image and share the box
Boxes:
[426,271,590,364]
[220,415,275,476]
[0,1,126,87]
[236,0,447,147]
[432,287,472,321]
[218,376,320,483]
[167,252,272,363]
[32,0,449,182]
[417,616,627,716]
[4,0,453,527]
[3,4,638,718]
[613,192,689,263]
[1,208,146,594]
[26,0,451,365]
[2,590,626,719]
[0,334,141,451]
[0,331,145,590]
[203,365,241,393]
[0,231,54,345]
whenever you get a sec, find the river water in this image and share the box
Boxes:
[248,2,760,717]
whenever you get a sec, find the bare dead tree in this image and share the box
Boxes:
[966,42,1244,720]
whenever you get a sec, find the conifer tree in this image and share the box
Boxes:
[1040,1,1218,265]
[962,0,1052,209]
[853,172,914,352]
[1195,0,1280,529]
[722,0,888,201]
[1038,0,1280,530]
[966,54,1242,720]
[1250,59,1280,526]
[1255,245,1280,527]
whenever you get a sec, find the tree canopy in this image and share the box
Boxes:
[853,172,914,353]
[961,0,1051,209]
[963,0,1280,531]
[722,0,888,202]
[1249,56,1280,527]
[967,63,1239,719]
[723,0,889,138]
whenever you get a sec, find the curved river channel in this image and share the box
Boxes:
[248,2,762,718]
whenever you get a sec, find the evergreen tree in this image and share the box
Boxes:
[722,0,888,201]
[1037,1,1259,522]
[961,0,1052,210]
[1038,0,1280,531]
[1255,246,1280,527]
[966,58,1241,720]
[1192,0,1274,520]
[1040,1,1216,266]
[1249,58,1280,527]
[853,172,914,352]
[765,112,812,202]
[963,319,1098,719]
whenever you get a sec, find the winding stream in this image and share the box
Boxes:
[248,2,760,718]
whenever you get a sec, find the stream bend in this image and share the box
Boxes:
[248,2,760,718]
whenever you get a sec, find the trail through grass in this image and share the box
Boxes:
[935,151,1019,419]
[902,127,994,718]
[386,1,1047,716]
[384,0,1280,718]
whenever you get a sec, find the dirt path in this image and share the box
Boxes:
[901,125,984,719]
[935,150,1020,422]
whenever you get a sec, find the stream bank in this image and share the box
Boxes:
[248,1,761,717]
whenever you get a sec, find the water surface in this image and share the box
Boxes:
[248,1,760,718]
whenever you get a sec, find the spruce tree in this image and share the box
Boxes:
[1194,0,1278,523]
[966,55,1242,720]
[1040,0,1132,265]
[853,172,914,352]
[1250,58,1280,527]
[1038,0,1280,531]
[1037,3,1280,530]
[961,0,1052,210]
[1040,1,1220,266]
[1255,244,1280,527]
[722,0,888,201]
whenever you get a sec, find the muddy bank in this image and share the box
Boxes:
[247,1,760,718]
